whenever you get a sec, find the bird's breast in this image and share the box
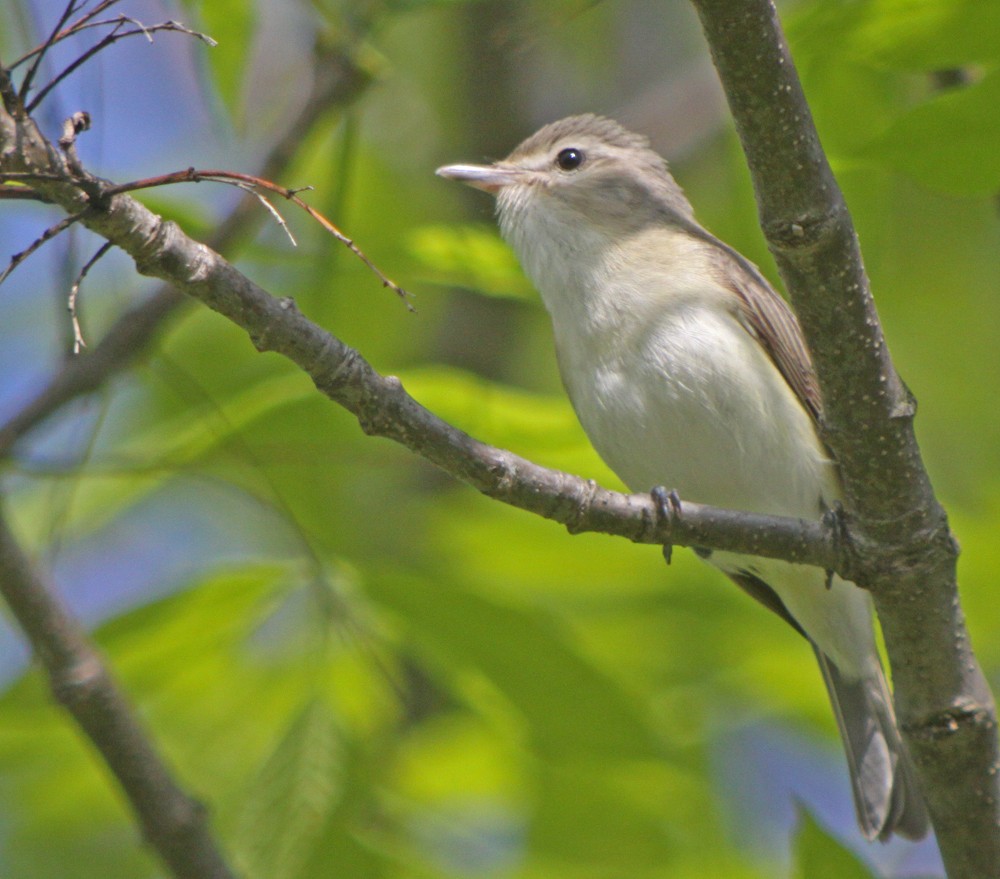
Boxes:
[552,294,835,519]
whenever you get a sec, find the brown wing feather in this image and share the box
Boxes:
[685,223,824,426]
[727,264,823,424]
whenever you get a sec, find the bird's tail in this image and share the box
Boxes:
[813,647,929,842]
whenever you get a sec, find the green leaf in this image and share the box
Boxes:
[790,0,1000,72]
[398,365,587,453]
[406,224,535,301]
[793,806,879,879]
[235,699,344,879]
[845,0,1000,71]
[862,70,1000,194]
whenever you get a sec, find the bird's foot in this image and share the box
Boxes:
[650,486,682,564]
[821,500,849,589]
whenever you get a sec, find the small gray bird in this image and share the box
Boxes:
[438,114,928,842]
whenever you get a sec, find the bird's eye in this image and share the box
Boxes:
[555,147,585,171]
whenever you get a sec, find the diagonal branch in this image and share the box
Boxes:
[17,0,81,104]
[689,1,998,876]
[9,1,122,70]
[25,17,217,114]
[0,207,88,285]
[0,500,237,879]
[0,95,854,572]
[0,43,375,461]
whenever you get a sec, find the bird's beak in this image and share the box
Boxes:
[436,163,525,194]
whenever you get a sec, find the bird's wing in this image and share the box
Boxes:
[731,269,823,423]
[704,236,824,426]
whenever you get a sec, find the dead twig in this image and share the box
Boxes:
[0,209,89,287]
[25,18,216,114]
[68,240,113,353]
[17,0,82,105]
[9,2,119,69]
[58,110,91,176]
[105,168,412,307]
[235,183,298,247]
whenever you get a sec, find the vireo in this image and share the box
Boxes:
[437,114,928,842]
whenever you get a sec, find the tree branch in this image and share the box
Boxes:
[0,41,375,461]
[0,500,237,879]
[0,99,857,566]
[689,1,998,875]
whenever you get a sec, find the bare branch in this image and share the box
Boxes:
[104,167,411,305]
[0,208,88,287]
[0,501,237,879]
[26,18,216,113]
[18,0,81,104]
[58,110,91,175]
[0,42,375,462]
[68,240,113,353]
[0,183,51,202]
[0,134,851,575]
[9,1,120,69]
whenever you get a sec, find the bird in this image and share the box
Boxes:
[437,113,928,842]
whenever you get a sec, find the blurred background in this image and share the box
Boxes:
[1,1,998,877]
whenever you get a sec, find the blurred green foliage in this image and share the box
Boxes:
[1,0,998,877]
[793,808,878,879]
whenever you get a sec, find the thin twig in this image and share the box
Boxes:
[18,0,81,103]
[0,40,377,463]
[235,183,297,246]
[9,1,120,69]
[105,168,412,306]
[68,240,112,353]
[0,209,88,287]
[117,15,154,43]
[26,20,216,114]
[58,110,91,176]
[0,184,51,202]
